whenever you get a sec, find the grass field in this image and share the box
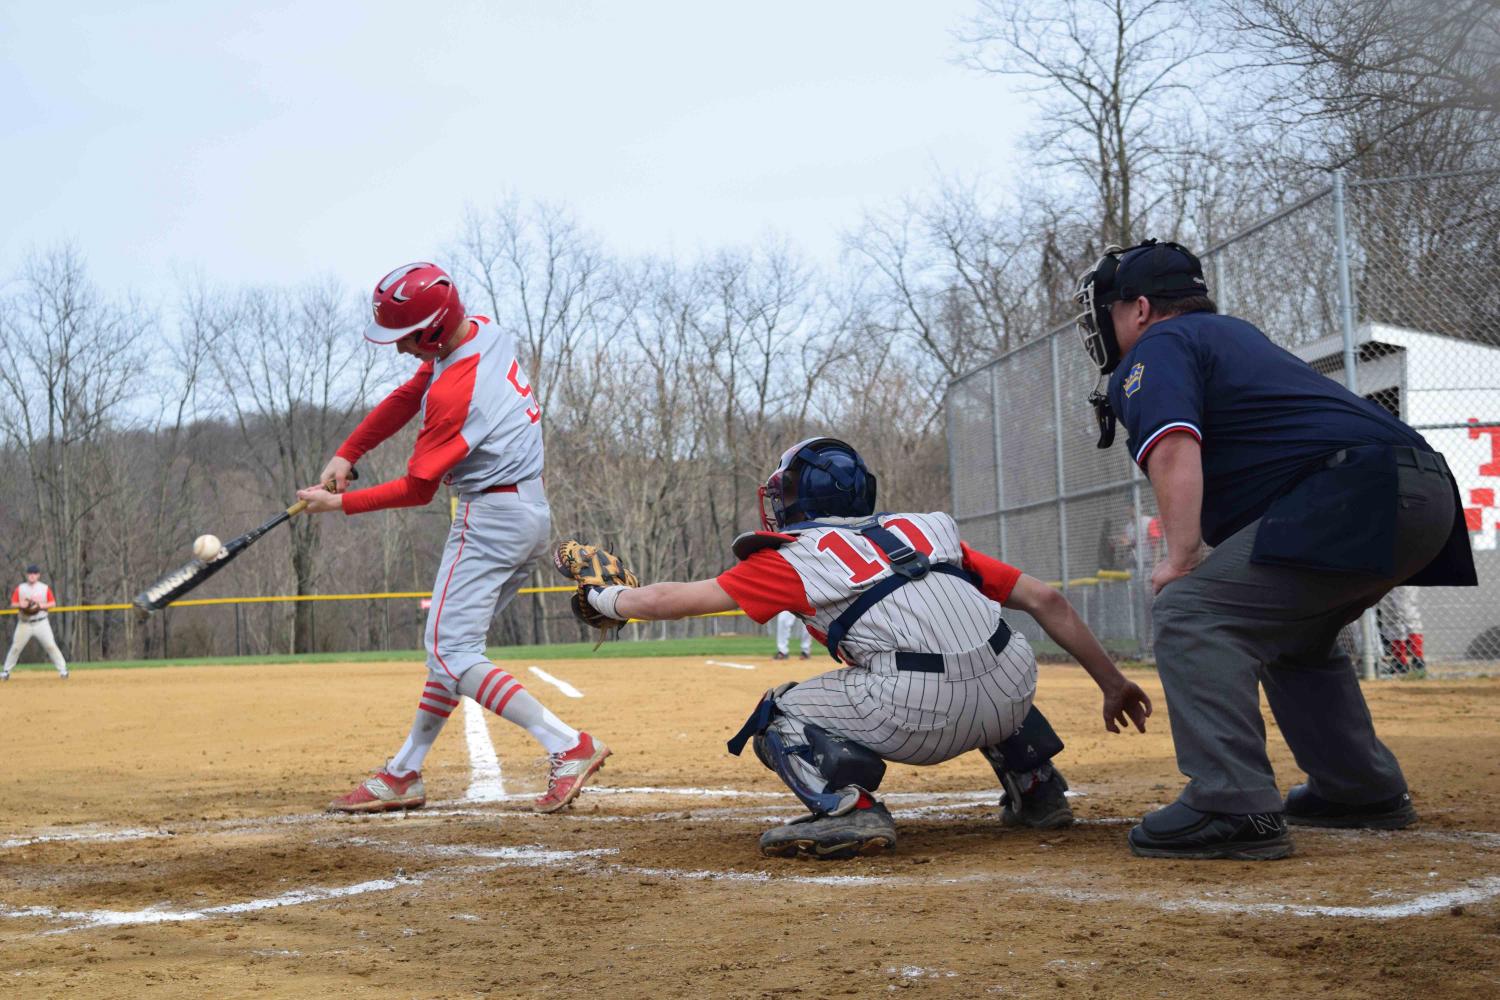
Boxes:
[1,647,1496,998]
[5,632,1145,672]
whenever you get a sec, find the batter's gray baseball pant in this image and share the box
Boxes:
[1151,463,1455,814]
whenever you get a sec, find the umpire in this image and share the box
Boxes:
[1073,239,1476,860]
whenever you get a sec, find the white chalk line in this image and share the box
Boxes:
[461,696,505,802]
[1037,877,1500,921]
[0,878,414,934]
[0,827,171,850]
[705,659,757,670]
[4,802,1499,933]
[7,786,1498,854]
[0,845,611,934]
[528,666,582,698]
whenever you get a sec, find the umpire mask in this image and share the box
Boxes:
[1073,244,1126,375]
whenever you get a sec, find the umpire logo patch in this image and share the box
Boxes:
[1123,362,1144,398]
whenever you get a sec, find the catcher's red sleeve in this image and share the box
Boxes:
[960,542,1023,605]
[717,550,814,624]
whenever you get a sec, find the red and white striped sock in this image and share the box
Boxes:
[387,680,459,775]
[458,665,578,755]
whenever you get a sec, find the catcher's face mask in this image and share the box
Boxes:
[758,439,810,531]
[1073,245,1126,376]
[757,437,874,530]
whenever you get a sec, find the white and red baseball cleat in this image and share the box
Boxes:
[533,732,611,813]
[328,770,426,813]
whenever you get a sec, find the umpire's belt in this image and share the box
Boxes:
[894,619,1011,674]
[1325,445,1448,476]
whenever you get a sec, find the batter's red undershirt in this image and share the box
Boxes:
[334,323,486,515]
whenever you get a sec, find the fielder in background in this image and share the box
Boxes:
[3,564,69,681]
[1076,239,1477,860]
[561,438,1152,859]
[773,610,811,660]
[297,262,609,815]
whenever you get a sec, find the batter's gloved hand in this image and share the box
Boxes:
[554,540,639,633]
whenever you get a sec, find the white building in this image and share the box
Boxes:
[1293,322,1500,662]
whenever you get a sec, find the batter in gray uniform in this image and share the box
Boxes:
[298,262,609,815]
[582,437,1151,859]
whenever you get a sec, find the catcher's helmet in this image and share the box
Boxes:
[1073,239,1206,374]
[758,438,877,531]
[365,262,467,351]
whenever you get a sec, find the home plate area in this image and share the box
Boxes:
[0,659,1496,998]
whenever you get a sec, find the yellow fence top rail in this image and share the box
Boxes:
[0,585,578,615]
[3,569,1139,617]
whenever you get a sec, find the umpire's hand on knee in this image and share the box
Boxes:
[1151,554,1199,595]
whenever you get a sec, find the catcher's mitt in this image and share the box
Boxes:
[553,540,639,633]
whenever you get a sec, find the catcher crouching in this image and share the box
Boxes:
[557,438,1151,860]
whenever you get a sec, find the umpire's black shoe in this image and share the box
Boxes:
[1000,765,1074,830]
[1128,801,1293,860]
[1284,784,1417,830]
[759,803,896,860]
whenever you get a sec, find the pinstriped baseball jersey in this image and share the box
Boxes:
[718,512,1038,769]
[719,512,1018,672]
[410,316,544,492]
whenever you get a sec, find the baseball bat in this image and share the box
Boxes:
[132,469,357,615]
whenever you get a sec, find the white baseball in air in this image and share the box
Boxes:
[193,534,223,561]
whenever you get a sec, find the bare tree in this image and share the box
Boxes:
[452,201,619,419]
[957,0,1213,246]
[0,246,150,653]
[208,281,392,652]
[1219,0,1500,158]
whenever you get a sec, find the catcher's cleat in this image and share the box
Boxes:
[759,803,897,860]
[1284,784,1417,830]
[534,732,611,813]
[328,769,426,813]
[1128,801,1293,860]
[1000,764,1074,830]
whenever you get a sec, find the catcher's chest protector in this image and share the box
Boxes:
[751,512,1002,668]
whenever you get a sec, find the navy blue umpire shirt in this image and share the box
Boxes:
[1107,311,1427,547]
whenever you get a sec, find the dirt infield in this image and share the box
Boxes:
[1,656,1497,998]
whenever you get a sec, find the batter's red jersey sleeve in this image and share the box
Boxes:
[336,362,433,463]
[716,551,815,624]
[340,354,480,515]
[341,475,440,515]
[406,354,479,482]
[959,542,1022,605]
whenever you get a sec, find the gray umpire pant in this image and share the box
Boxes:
[1152,463,1455,814]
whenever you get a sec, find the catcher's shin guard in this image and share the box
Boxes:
[760,726,886,817]
[981,704,1065,777]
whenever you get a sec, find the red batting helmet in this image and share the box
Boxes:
[365,262,466,351]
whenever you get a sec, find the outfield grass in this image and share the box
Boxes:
[8,634,783,672]
[7,630,1155,672]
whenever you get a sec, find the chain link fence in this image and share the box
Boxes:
[946,168,1500,677]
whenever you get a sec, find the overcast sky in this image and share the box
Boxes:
[1,1,1031,307]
